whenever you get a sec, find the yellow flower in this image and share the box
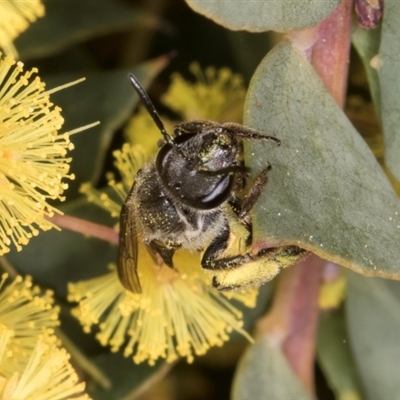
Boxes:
[81,144,147,219]
[0,0,45,57]
[74,144,258,365]
[0,274,60,376]
[0,325,90,400]
[123,106,175,156]
[0,54,77,255]
[125,63,246,146]
[69,259,255,366]
[162,62,246,121]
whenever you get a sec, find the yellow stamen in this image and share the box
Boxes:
[0,54,90,253]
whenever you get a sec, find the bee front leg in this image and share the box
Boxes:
[230,163,271,224]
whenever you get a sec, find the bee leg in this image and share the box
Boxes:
[238,164,271,220]
[209,246,307,291]
[201,223,231,269]
[229,165,271,247]
[202,221,307,291]
[202,246,254,271]
[201,223,254,270]
[148,240,175,269]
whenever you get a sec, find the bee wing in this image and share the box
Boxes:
[118,200,142,293]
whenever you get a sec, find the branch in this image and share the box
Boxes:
[311,0,353,108]
[47,214,119,245]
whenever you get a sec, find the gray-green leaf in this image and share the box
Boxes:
[185,0,340,32]
[346,272,400,399]
[317,308,363,400]
[232,336,312,400]
[245,40,400,279]
[378,1,400,181]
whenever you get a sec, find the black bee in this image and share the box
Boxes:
[118,73,305,293]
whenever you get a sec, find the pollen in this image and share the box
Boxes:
[0,54,76,254]
[0,0,45,57]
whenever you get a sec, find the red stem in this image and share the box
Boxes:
[47,214,119,245]
[258,0,353,393]
[311,0,353,108]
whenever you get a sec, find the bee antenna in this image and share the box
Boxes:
[128,73,174,146]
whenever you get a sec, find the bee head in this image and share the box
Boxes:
[128,73,239,210]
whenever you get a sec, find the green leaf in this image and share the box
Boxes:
[378,1,400,181]
[15,0,158,60]
[44,56,168,198]
[87,353,170,400]
[352,23,381,118]
[346,272,400,399]
[317,308,363,400]
[185,0,340,32]
[231,336,312,400]
[244,40,400,279]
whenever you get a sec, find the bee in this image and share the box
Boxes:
[118,73,305,293]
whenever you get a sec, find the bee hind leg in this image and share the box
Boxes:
[203,241,306,292]
[201,223,254,272]
[201,217,307,291]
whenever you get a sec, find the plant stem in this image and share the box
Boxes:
[47,214,119,245]
[311,0,353,108]
[259,0,354,394]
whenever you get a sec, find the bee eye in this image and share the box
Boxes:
[196,175,233,210]
[156,143,172,175]
[156,133,197,175]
